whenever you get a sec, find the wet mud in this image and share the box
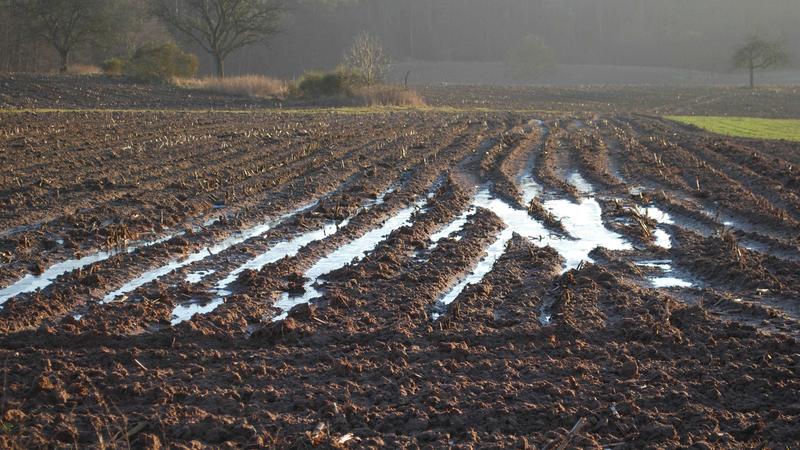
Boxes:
[0,111,798,448]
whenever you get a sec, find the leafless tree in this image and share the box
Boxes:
[151,0,284,77]
[15,0,122,72]
[344,31,390,85]
[733,35,790,88]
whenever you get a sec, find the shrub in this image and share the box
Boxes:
[101,57,125,76]
[291,67,366,98]
[295,71,344,97]
[125,42,198,82]
[176,75,288,98]
[287,67,424,107]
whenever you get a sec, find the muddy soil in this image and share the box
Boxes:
[0,74,280,110]
[419,84,800,118]
[5,75,800,119]
[0,110,798,449]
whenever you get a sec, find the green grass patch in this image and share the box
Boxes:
[668,116,800,142]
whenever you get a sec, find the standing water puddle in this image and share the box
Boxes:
[630,188,777,255]
[636,260,694,288]
[102,200,319,303]
[433,179,631,319]
[636,185,775,243]
[170,300,227,325]
[170,188,397,325]
[211,188,394,292]
[638,206,674,249]
[222,220,351,291]
[567,172,595,196]
[185,270,216,283]
[518,121,548,205]
[427,209,474,250]
[542,197,629,267]
[170,218,353,325]
[0,233,178,307]
[429,165,715,321]
[171,219,350,325]
[519,174,542,205]
[651,277,693,288]
[431,227,515,320]
[271,197,428,321]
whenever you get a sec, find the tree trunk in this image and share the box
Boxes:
[214,53,225,77]
[749,60,754,89]
[59,49,69,73]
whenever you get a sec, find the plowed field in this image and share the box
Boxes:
[1,98,799,448]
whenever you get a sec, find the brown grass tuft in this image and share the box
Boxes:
[66,64,102,75]
[177,75,288,98]
[352,85,426,107]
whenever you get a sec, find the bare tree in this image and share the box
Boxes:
[733,35,790,88]
[151,0,284,77]
[15,0,122,73]
[344,31,390,85]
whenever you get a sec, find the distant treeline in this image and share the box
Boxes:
[259,0,799,76]
[1,0,798,76]
[0,0,164,73]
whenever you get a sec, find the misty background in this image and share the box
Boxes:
[231,0,800,85]
[3,0,799,85]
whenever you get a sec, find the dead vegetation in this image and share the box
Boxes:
[174,73,424,107]
[65,64,102,75]
[176,75,288,99]
[350,84,425,107]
